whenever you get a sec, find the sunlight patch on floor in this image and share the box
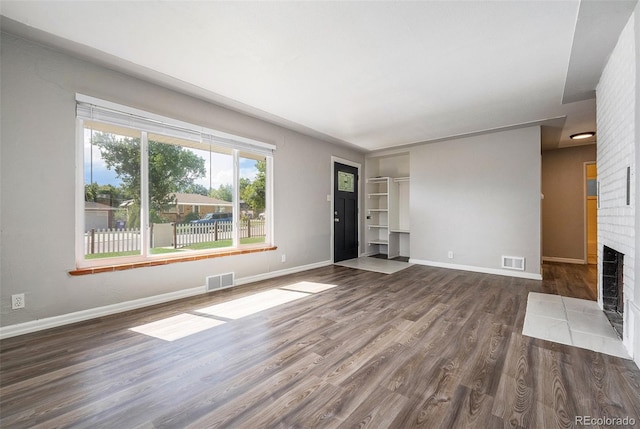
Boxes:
[130,313,225,341]
[196,289,310,319]
[196,281,337,319]
[280,281,337,294]
[130,281,337,341]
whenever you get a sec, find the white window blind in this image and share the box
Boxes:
[76,94,276,157]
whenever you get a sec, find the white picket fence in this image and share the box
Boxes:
[239,219,265,240]
[174,220,265,248]
[85,228,141,255]
[85,220,266,255]
[174,221,233,247]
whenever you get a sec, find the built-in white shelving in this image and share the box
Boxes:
[366,175,410,258]
[388,176,410,258]
[369,239,389,245]
[366,177,390,252]
[365,152,411,259]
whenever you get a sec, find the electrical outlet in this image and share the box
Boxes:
[11,293,25,310]
[281,254,286,263]
[448,251,454,259]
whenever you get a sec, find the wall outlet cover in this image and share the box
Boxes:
[11,293,25,309]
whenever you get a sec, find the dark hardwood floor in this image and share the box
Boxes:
[540,261,598,301]
[1,263,638,428]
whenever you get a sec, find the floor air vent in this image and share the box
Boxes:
[502,256,525,271]
[206,272,235,291]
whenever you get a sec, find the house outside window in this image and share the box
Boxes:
[77,95,274,267]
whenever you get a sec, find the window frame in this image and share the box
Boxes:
[75,94,275,269]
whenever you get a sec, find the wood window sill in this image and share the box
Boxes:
[69,246,277,276]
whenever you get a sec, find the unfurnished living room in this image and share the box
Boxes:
[1,1,640,428]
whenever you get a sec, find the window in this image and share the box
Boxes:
[77,95,274,267]
[83,122,142,259]
[239,153,267,245]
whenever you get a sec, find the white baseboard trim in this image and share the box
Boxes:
[409,259,543,281]
[542,256,586,264]
[0,260,333,340]
[0,286,206,340]
[234,260,333,286]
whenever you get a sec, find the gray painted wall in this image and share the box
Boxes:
[0,32,364,328]
[410,127,542,276]
[541,144,596,261]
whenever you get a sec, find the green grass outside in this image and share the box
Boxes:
[182,236,265,250]
[151,247,184,254]
[241,236,266,245]
[85,250,141,259]
[85,236,266,259]
[84,247,184,259]
[183,240,233,250]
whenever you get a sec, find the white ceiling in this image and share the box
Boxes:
[1,1,636,152]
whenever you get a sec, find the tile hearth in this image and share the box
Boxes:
[522,292,629,359]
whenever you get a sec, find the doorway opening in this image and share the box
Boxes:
[585,162,598,265]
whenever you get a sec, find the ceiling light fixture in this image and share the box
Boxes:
[570,131,596,140]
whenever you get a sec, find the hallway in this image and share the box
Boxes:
[540,261,597,301]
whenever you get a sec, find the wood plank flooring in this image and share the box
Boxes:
[540,262,598,301]
[1,263,638,428]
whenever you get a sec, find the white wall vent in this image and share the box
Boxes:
[502,256,525,271]
[206,272,235,291]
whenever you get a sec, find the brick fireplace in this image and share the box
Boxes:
[602,246,624,338]
[596,7,637,363]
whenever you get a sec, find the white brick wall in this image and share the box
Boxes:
[596,13,636,355]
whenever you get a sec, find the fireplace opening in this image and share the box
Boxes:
[602,245,624,338]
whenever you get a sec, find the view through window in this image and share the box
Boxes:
[79,98,272,266]
[84,123,142,259]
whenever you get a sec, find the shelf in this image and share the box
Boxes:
[366,156,409,260]
[366,176,391,253]
[367,177,389,184]
[368,239,389,245]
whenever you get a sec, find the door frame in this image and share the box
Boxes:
[331,156,362,263]
[584,161,597,264]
